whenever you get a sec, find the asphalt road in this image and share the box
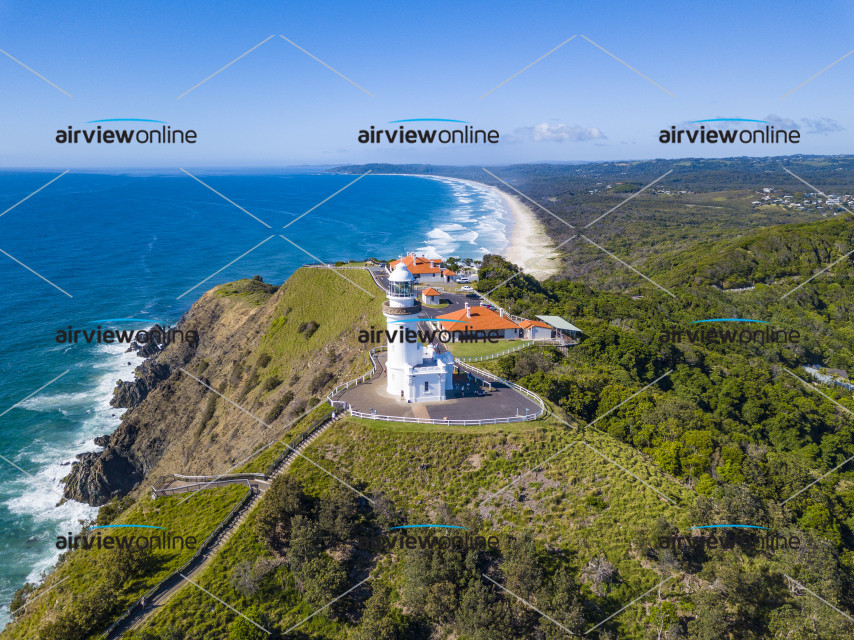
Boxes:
[368,266,484,320]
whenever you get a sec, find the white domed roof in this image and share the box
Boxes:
[389,262,415,282]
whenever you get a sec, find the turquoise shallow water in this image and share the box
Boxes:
[0,170,510,623]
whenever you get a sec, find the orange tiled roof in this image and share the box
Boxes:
[390,255,442,270]
[408,264,442,275]
[442,269,456,276]
[422,287,441,296]
[519,319,551,329]
[436,306,520,331]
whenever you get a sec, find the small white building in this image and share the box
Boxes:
[384,263,454,402]
[421,287,441,305]
[519,319,554,340]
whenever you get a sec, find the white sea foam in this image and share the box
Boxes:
[409,176,511,260]
[3,343,142,587]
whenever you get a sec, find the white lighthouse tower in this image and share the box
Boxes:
[384,262,454,402]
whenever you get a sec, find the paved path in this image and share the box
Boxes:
[107,414,341,638]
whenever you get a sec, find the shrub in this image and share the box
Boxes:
[302,321,320,339]
[264,390,295,423]
[310,370,335,394]
[239,369,261,400]
[260,375,283,393]
[291,399,308,416]
[196,394,217,435]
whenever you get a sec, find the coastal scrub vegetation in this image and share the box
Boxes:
[4,485,247,640]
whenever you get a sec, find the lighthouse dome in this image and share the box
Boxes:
[389,262,415,283]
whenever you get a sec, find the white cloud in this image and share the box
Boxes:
[764,114,843,134]
[801,117,844,135]
[507,122,606,143]
[764,113,799,129]
[680,114,843,136]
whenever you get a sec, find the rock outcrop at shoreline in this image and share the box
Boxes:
[60,274,373,507]
[65,324,199,505]
[110,360,171,409]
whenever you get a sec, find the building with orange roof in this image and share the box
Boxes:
[435,303,522,341]
[388,253,458,283]
[518,319,555,340]
[421,287,442,305]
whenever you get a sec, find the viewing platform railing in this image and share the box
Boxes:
[327,345,388,409]
[454,360,546,419]
[454,338,571,363]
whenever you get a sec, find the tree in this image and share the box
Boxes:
[287,515,322,573]
[501,531,544,597]
[455,578,515,640]
[295,555,347,611]
[356,585,404,640]
[101,542,153,591]
[500,531,544,629]
[688,591,729,640]
[649,601,678,640]
[317,482,360,544]
[255,475,308,551]
[798,503,842,545]
[371,493,398,530]
[230,559,275,597]
[8,582,35,618]
[540,566,585,639]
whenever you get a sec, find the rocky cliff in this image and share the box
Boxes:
[62,271,382,506]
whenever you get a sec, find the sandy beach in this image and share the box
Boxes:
[490,187,561,280]
[373,173,561,278]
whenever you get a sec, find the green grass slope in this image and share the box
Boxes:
[1,485,247,640]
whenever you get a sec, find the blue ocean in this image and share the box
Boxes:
[0,171,510,623]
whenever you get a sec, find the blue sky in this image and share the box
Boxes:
[1,0,853,167]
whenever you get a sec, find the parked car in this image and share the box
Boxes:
[461,285,474,291]
[457,277,470,284]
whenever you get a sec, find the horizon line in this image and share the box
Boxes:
[87,318,165,324]
[388,118,470,124]
[1,154,850,172]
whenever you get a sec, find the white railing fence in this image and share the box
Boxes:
[367,268,390,293]
[456,341,534,362]
[455,338,571,363]
[455,360,546,419]
[348,410,539,426]
[327,345,388,408]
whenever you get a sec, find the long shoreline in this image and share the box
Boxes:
[387,173,561,279]
[490,187,561,280]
